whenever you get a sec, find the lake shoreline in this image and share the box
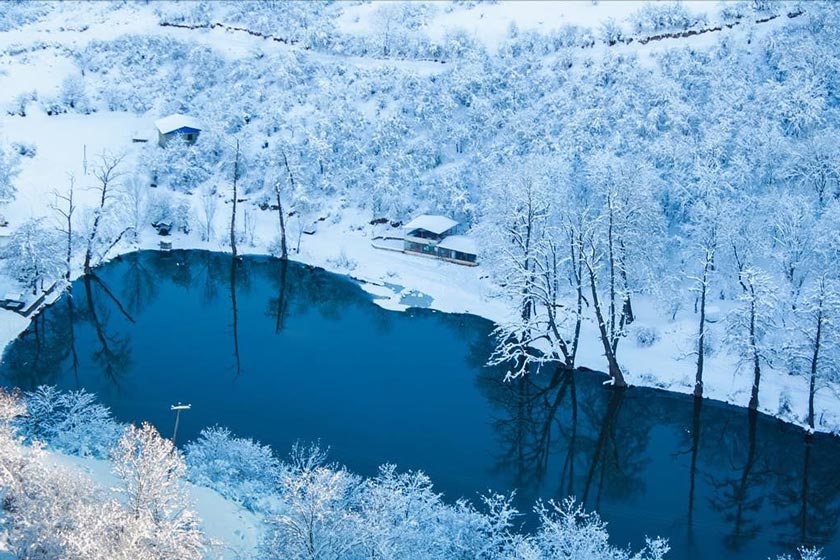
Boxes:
[2,225,839,440]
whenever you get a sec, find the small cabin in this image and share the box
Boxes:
[402,215,478,266]
[154,114,202,147]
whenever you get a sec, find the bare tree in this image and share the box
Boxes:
[793,276,839,429]
[728,261,777,412]
[274,146,297,261]
[50,174,76,280]
[84,153,124,274]
[581,217,626,387]
[198,184,217,242]
[687,217,719,398]
[229,140,241,258]
[123,174,149,243]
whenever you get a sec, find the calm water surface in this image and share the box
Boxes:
[2,251,839,560]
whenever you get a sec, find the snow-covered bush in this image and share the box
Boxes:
[599,17,626,45]
[776,548,825,560]
[0,2,50,31]
[633,325,660,348]
[327,249,357,271]
[11,141,36,157]
[0,142,21,204]
[7,89,36,116]
[52,73,93,114]
[142,137,210,194]
[147,189,175,225]
[185,426,282,511]
[263,449,669,560]
[630,3,704,35]
[19,386,124,458]
[0,218,63,294]
[267,236,285,258]
[524,497,670,560]
[174,199,192,234]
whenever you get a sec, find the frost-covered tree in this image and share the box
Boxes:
[50,175,77,279]
[122,174,149,243]
[519,497,670,560]
[185,426,282,511]
[788,277,840,429]
[726,265,779,412]
[197,183,218,242]
[264,442,363,560]
[20,386,123,458]
[84,152,126,274]
[484,164,554,379]
[786,132,840,207]
[0,142,20,205]
[112,422,204,559]
[486,157,589,378]
[1,217,63,294]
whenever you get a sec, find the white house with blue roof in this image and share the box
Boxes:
[154,114,202,147]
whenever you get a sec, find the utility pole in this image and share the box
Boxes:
[170,402,191,445]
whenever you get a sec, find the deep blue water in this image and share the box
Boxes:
[2,250,839,560]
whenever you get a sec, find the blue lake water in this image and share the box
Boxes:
[2,250,839,559]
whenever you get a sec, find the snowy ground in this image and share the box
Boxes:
[0,0,835,446]
[0,449,262,560]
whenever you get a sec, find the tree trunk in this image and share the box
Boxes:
[748,296,760,411]
[587,261,626,387]
[619,238,634,325]
[808,304,823,430]
[230,140,240,258]
[277,149,297,261]
[84,189,107,274]
[607,200,616,342]
[695,258,710,398]
[570,231,584,369]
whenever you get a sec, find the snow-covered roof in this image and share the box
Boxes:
[154,114,202,134]
[437,235,477,255]
[402,215,458,235]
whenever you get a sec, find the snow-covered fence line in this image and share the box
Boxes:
[623,8,806,47]
[158,20,451,66]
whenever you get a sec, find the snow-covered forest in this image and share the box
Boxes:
[0,0,839,557]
